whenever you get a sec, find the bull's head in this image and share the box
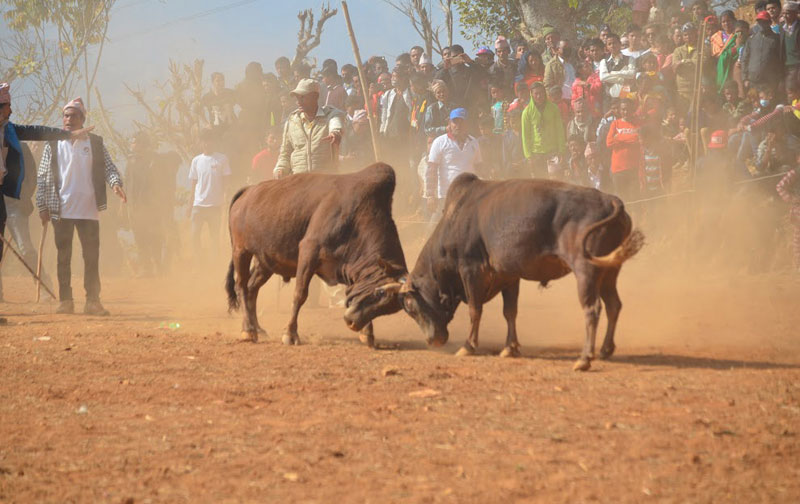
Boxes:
[399,276,452,347]
[342,260,407,332]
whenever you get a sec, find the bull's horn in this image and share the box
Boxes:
[376,282,403,295]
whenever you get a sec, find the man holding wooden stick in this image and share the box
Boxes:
[0,143,54,303]
[1,83,89,324]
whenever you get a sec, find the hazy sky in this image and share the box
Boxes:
[92,0,469,122]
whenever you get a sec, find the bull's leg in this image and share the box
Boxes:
[574,267,602,372]
[358,322,375,348]
[456,300,483,357]
[499,280,521,358]
[247,266,272,337]
[457,272,485,357]
[233,249,257,342]
[598,268,622,360]
[282,245,319,346]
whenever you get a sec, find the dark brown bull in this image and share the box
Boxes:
[400,174,644,371]
[226,163,407,346]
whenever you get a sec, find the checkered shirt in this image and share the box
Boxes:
[36,140,123,218]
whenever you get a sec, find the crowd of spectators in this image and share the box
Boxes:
[186,0,800,271]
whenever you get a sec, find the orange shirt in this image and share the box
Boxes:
[606,118,641,174]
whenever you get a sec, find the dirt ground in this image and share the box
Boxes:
[1,241,800,503]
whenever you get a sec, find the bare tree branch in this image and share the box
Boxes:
[292,3,338,67]
[380,0,449,58]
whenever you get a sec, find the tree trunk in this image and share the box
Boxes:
[515,0,578,43]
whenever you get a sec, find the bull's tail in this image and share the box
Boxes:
[225,187,248,313]
[225,260,239,312]
[581,199,645,268]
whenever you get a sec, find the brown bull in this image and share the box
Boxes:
[226,163,407,346]
[401,174,644,371]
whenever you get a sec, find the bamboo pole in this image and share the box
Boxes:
[686,20,708,267]
[691,21,708,188]
[341,0,381,162]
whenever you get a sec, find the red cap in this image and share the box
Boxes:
[708,130,728,149]
[756,10,771,21]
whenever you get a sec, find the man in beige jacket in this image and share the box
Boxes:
[273,79,344,178]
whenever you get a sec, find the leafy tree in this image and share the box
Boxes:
[455,0,631,46]
[0,0,116,124]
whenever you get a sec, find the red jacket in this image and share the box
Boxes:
[571,72,603,118]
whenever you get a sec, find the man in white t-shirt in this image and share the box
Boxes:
[425,108,482,220]
[188,128,231,264]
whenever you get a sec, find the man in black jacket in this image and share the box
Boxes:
[1,83,87,324]
[0,143,54,302]
[742,11,783,92]
[434,45,487,120]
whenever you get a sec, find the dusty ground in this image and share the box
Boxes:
[1,248,799,503]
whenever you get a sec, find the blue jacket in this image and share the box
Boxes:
[2,122,71,199]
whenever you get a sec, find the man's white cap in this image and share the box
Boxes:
[291,78,320,97]
[786,1,800,11]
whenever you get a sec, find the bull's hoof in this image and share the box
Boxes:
[599,344,616,360]
[240,331,258,343]
[572,358,592,372]
[499,345,521,358]
[281,332,300,346]
[358,332,375,348]
[455,346,475,357]
[257,327,268,336]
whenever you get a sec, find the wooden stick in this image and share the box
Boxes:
[341,0,381,162]
[0,232,57,300]
[36,221,48,302]
[0,232,7,270]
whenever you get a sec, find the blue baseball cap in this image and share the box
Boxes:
[449,108,467,121]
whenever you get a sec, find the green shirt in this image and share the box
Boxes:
[521,100,566,157]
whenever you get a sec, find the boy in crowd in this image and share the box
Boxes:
[489,82,506,134]
[188,128,230,266]
[639,123,668,195]
[606,98,641,201]
[250,127,280,183]
[566,134,586,183]
[501,108,525,178]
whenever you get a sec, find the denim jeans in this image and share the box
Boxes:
[191,206,221,264]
